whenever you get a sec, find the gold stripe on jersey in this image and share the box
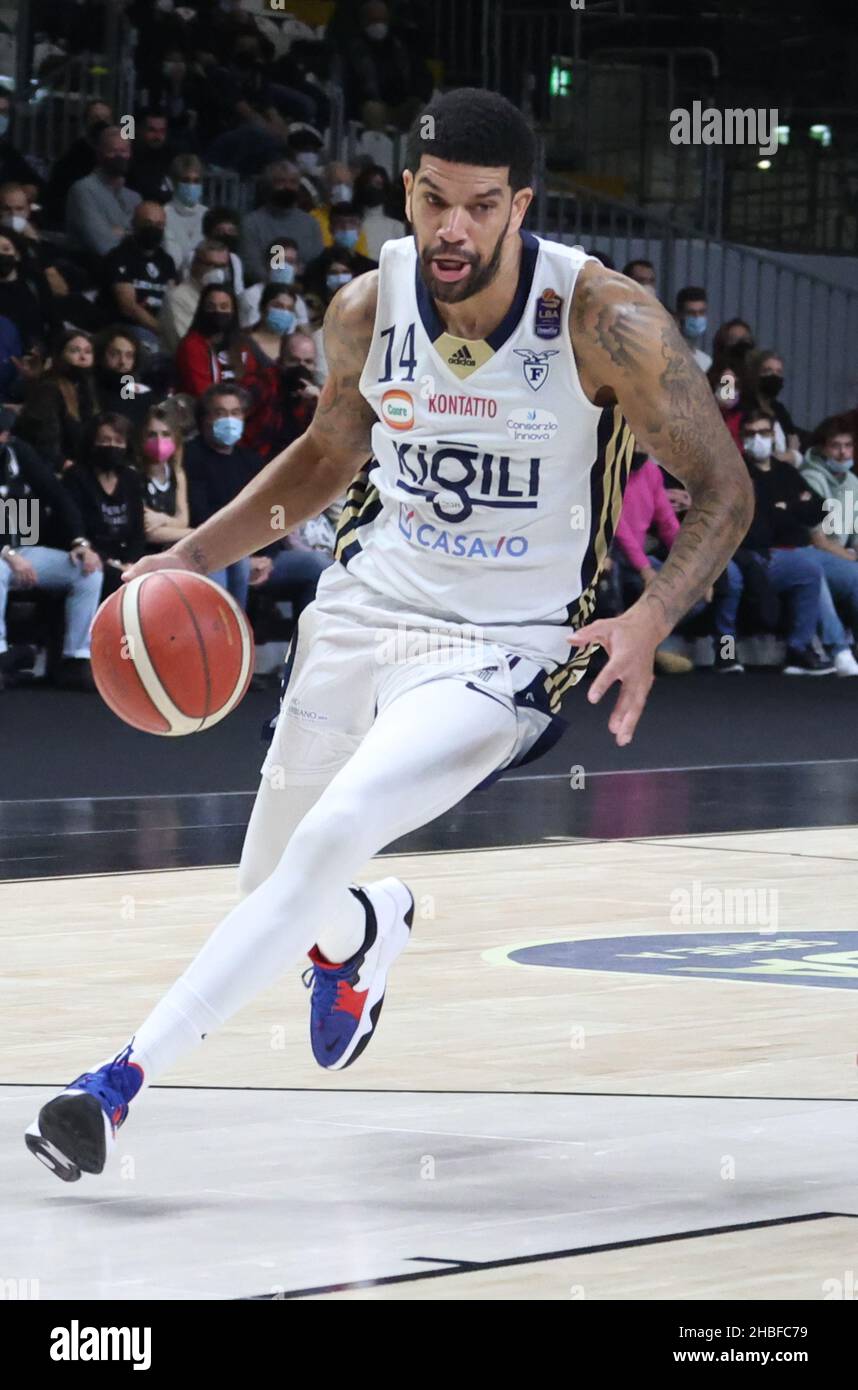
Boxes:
[334,460,382,567]
[433,333,496,380]
[543,404,635,712]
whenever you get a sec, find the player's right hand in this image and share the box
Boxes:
[121,551,198,583]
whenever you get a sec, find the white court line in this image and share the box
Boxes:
[1,756,857,808]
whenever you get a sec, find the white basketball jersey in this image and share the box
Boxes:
[327,231,635,690]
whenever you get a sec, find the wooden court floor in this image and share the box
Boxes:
[2,827,857,1299]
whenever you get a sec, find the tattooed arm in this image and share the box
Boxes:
[124,274,379,581]
[566,262,754,744]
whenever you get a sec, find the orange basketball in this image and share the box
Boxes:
[90,571,255,735]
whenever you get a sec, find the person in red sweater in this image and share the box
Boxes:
[612,450,745,673]
[175,285,251,396]
[708,361,743,448]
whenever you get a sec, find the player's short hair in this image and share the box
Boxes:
[676,285,707,310]
[405,87,536,192]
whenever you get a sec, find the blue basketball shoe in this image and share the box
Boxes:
[304,878,414,1070]
[25,1042,144,1182]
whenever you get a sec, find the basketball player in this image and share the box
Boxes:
[26,89,753,1181]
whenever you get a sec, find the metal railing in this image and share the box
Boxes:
[12,54,117,173]
[537,180,858,430]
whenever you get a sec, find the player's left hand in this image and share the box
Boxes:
[568,611,659,747]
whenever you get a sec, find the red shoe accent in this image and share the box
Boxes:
[335,981,367,1021]
[308,945,342,969]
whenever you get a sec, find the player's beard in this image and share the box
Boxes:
[418,216,510,304]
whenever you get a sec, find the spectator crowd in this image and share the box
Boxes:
[594,257,858,678]
[0,0,420,690]
[0,0,856,693]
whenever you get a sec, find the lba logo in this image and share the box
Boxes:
[381,389,414,431]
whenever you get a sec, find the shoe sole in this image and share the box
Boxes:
[25,1092,111,1179]
[782,667,835,676]
[327,878,414,1072]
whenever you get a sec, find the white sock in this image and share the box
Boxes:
[122,980,227,1091]
[314,887,368,963]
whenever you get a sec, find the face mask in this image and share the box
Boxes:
[361,185,384,208]
[144,435,176,462]
[0,253,17,278]
[731,337,753,358]
[265,307,297,334]
[330,182,352,204]
[199,309,232,335]
[211,416,244,447]
[0,115,9,138]
[327,272,352,292]
[758,374,784,398]
[136,226,163,250]
[218,233,239,253]
[102,156,130,177]
[682,314,707,339]
[295,151,321,173]
[64,362,91,382]
[365,23,389,41]
[270,188,297,209]
[92,445,126,472]
[269,262,295,285]
[177,182,203,207]
[825,455,853,475]
[744,434,773,461]
[156,0,174,11]
[200,267,228,286]
[2,214,27,233]
[333,228,359,250]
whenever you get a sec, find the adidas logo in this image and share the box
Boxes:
[475,666,498,681]
[448,345,476,367]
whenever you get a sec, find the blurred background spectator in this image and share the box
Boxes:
[66,127,140,262]
[102,201,176,353]
[16,330,99,468]
[337,1,433,131]
[126,110,174,205]
[742,349,803,466]
[163,155,207,279]
[136,404,192,553]
[158,238,232,354]
[184,384,266,609]
[0,405,102,690]
[675,286,711,371]
[62,412,146,595]
[240,161,323,285]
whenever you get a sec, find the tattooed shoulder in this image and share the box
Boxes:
[310,272,379,457]
[322,271,378,368]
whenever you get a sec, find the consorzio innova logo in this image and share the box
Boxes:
[484,932,858,991]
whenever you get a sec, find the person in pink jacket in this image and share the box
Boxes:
[612,451,745,673]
